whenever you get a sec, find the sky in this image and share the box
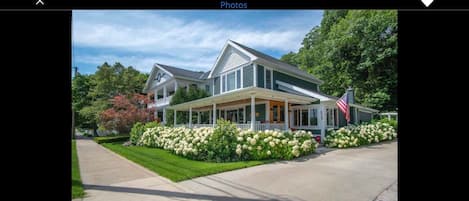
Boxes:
[72,10,323,75]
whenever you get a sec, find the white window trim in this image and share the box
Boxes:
[240,67,244,88]
[219,67,244,94]
[264,67,273,90]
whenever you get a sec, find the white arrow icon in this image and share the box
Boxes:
[36,0,44,5]
[421,0,433,7]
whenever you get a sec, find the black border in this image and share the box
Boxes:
[1,11,72,200]
[1,0,469,9]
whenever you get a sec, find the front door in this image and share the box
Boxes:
[270,101,284,123]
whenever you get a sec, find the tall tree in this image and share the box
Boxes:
[281,10,397,111]
[72,74,94,129]
[72,62,149,134]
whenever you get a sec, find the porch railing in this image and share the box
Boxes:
[175,123,287,131]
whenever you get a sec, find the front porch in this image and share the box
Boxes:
[166,87,337,143]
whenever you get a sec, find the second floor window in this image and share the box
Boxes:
[227,72,235,91]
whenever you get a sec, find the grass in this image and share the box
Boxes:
[72,140,85,199]
[102,142,272,182]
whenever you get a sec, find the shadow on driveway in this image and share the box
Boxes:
[83,184,282,201]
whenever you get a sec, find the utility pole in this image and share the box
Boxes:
[72,67,78,139]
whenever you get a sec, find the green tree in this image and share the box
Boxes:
[281,10,397,111]
[72,74,94,129]
[72,62,149,134]
[166,85,209,126]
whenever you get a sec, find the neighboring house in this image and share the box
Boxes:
[142,40,378,142]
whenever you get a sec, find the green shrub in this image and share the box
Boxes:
[94,135,130,144]
[324,122,397,148]
[130,122,145,145]
[206,119,239,162]
[130,121,160,145]
[378,118,397,130]
[137,120,318,162]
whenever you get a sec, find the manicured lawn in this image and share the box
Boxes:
[72,140,85,198]
[102,142,272,182]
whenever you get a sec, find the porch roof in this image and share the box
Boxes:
[167,87,316,111]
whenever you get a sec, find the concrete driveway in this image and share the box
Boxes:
[179,141,397,201]
[75,139,397,201]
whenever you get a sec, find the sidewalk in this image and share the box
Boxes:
[75,139,193,201]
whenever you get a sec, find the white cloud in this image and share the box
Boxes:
[73,11,320,73]
[76,54,215,73]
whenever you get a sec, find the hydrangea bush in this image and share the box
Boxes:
[324,122,397,148]
[137,120,318,162]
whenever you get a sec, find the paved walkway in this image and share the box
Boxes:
[75,139,397,201]
[179,141,397,201]
[75,139,194,201]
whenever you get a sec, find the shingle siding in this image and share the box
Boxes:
[273,70,318,92]
[358,111,372,124]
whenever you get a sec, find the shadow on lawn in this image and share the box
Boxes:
[83,184,283,201]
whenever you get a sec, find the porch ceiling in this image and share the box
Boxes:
[167,87,316,111]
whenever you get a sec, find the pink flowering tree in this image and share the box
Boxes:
[99,94,155,134]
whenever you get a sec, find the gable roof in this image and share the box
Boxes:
[230,40,298,70]
[143,63,207,93]
[156,63,205,80]
[229,40,323,84]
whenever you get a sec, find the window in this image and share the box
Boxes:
[301,109,308,126]
[294,109,299,126]
[243,65,253,87]
[327,109,333,126]
[309,109,318,126]
[265,69,272,89]
[280,105,284,121]
[236,69,241,89]
[273,105,278,122]
[227,72,235,91]
[214,77,220,95]
[239,108,244,123]
[222,75,226,92]
[205,85,210,93]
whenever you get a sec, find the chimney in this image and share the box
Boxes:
[347,87,354,104]
[73,66,78,76]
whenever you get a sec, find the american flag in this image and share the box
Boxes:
[336,92,350,123]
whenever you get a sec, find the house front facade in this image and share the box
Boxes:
[143,40,378,143]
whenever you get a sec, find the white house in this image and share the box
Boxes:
[142,40,378,143]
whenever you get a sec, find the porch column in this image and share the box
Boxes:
[250,95,255,130]
[197,111,201,124]
[163,108,166,125]
[284,99,289,131]
[174,110,177,126]
[189,107,192,128]
[319,105,327,144]
[212,103,217,126]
